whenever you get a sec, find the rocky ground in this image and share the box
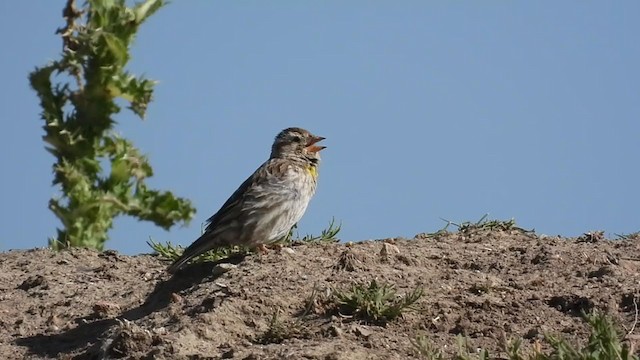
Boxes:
[1,227,639,359]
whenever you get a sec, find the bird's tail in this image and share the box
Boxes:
[167,232,222,274]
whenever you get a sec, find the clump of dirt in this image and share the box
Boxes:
[1,230,639,359]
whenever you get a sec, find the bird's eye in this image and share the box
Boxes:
[291,135,302,142]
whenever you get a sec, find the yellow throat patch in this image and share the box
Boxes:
[307,165,318,179]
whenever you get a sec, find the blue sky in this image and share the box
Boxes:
[1,1,638,254]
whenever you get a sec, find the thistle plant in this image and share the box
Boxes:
[30,0,195,250]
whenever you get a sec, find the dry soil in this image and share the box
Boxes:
[1,228,639,359]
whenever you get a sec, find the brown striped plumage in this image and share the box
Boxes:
[167,128,325,274]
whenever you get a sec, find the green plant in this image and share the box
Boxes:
[333,279,423,324]
[412,313,638,360]
[411,333,444,359]
[298,217,341,243]
[149,219,341,264]
[542,312,637,360]
[502,337,547,360]
[30,0,195,250]
[454,336,491,360]
[506,312,638,360]
[439,214,533,235]
[417,214,535,240]
[615,232,640,240]
[147,238,248,263]
[412,334,491,360]
[282,218,342,244]
[417,227,451,239]
[256,309,309,344]
[301,284,321,317]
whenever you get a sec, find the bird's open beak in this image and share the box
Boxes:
[305,135,326,153]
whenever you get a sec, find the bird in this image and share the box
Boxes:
[167,127,326,274]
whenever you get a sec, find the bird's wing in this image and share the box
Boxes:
[168,160,285,273]
[205,158,297,231]
[205,163,266,230]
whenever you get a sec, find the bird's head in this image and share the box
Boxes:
[270,127,326,162]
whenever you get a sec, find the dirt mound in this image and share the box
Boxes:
[1,229,639,359]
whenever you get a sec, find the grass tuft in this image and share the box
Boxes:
[411,333,444,359]
[148,217,341,264]
[541,311,637,360]
[455,335,491,360]
[146,238,248,263]
[256,309,309,344]
[417,214,533,240]
[332,279,423,325]
[443,214,530,234]
[412,312,638,360]
[577,231,606,243]
[615,231,640,241]
[283,217,342,244]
